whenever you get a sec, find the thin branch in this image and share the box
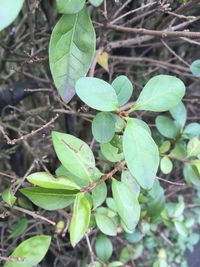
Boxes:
[156,176,185,186]
[85,232,95,266]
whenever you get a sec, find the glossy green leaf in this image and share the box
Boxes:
[0,0,24,32]
[8,218,28,240]
[183,123,200,139]
[2,188,16,207]
[95,234,113,261]
[27,172,80,190]
[92,112,115,143]
[56,0,85,14]
[187,137,200,157]
[100,142,124,162]
[170,101,187,128]
[92,182,107,209]
[121,170,140,197]
[134,75,185,112]
[112,179,140,231]
[112,75,133,106]
[190,59,200,77]
[95,213,117,236]
[89,0,104,7]
[49,7,96,102]
[52,131,95,182]
[3,235,51,267]
[20,188,75,211]
[70,193,91,247]
[156,115,180,139]
[76,77,119,111]
[160,156,173,174]
[123,118,159,190]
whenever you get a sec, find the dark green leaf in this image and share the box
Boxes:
[49,7,96,102]
[8,218,28,240]
[95,234,113,261]
[76,77,119,111]
[112,75,133,106]
[56,0,85,14]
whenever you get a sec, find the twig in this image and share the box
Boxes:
[85,232,95,266]
[88,47,104,77]
[0,172,18,180]
[156,176,185,186]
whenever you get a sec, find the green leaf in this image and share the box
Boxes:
[95,213,117,236]
[106,198,117,212]
[76,77,119,111]
[123,118,159,190]
[92,182,107,209]
[27,172,80,190]
[2,188,16,207]
[132,118,151,135]
[184,163,200,186]
[89,0,104,7]
[156,115,180,139]
[187,137,200,157]
[112,75,133,106]
[159,141,171,153]
[160,156,173,174]
[49,7,96,102]
[92,112,115,143]
[95,234,113,261]
[111,114,126,133]
[70,193,91,247]
[108,262,123,267]
[3,235,51,267]
[52,131,96,182]
[170,142,187,159]
[134,75,185,112]
[190,59,200,77]
[20,188,75,210]
[174,221,188,237]
[112,179,140,232]
[0,0,24,32]
[56,0,85,14]
[100,142,124,162]
[121,170,140,197]
[8,218,28,240]
[183,123,200,139]
[170,101,187,128]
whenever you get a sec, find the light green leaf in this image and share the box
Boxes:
[70,193,91,247]
[160,156,173,174]
[2,188,16,207]
[121,170,140,197]
[173,202,185,218]
[190,59,200,77]
[52,131,95,182]
[56,0,85,14]
[76,77,119,111]
[3,235,51,267]
[8,218,28,240]
[112,75,133,106]
[111,114,126,133]
[112,179,140,231]
[123,118,159,190]
[159,141,171,153]
[95,234,113,261]
[27,172,80,190]
[92,182,107,209]
[100,142,124,162]
[134,75,185,112]
[170,101,187,128]
[95,213,117,236]
[156,115,180,139]
[106,198,117,212]
[183,163,200,186]
[92,112,115,143]
[183,123,200,139]
[108,262,123,267]
[187,137,200,157]
[174,221,188,237]
[0,0,24,32]
[170,142,187,159]
[20,188,75,211]
[132,118,151,135]
[89,0,104,7]
[49,7,96,102]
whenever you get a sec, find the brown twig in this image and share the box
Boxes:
[156,176,185,186]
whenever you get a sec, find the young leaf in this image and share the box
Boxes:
[160,156,173,174]
[183,123,200,139]
[70,193,91,247]
[123,118,159,190]
[76,77,119,111]
[95,234,113,261]
[89,0,104,7]
[52,131,96,182]
[111,114,126,133]
[0,0,24,32]
[56,0,85,14]
[121,170,140,197]
[49,7,96,102]
[190,59,200,77]
[92,182,107,209]
[3,235,51,267]
[2,188,16,207]
[134,75,185,112]
[8,218,28,240]
[187,137,200,157]
[20,188,75,210]
[27,172,80,190]
[112,179,140,232]
[112,75,133,106]
[159,141,171,153]
[92,112,115,143]
[183,163,200,187]
[95,213,117,236]
[156,115,180,139]
[100,143,124,163]
[169,101,187,128]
